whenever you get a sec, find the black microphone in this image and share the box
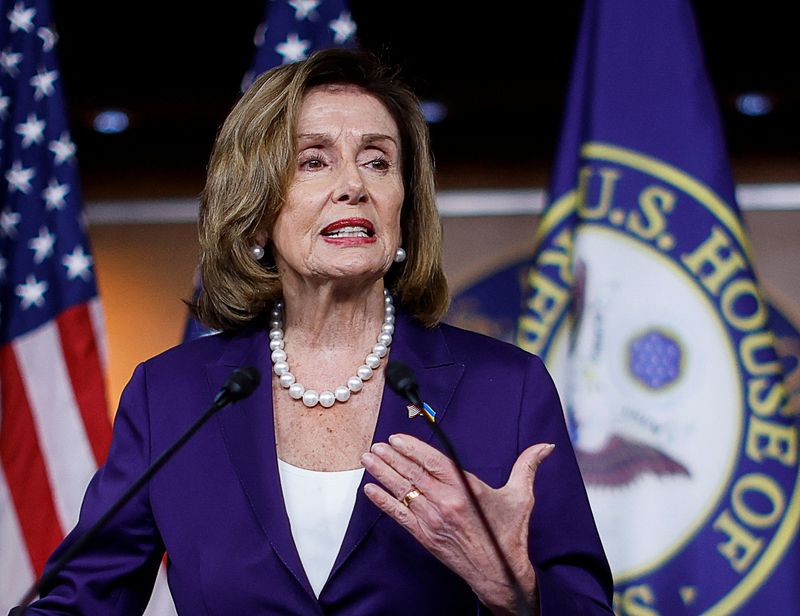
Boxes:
[386,360,533,616]
[214,365,261,404]
[13,366,261,613]
[385,360,423,408]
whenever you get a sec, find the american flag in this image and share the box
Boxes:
[243,0,357,90]
[0,0,111,605]
[185,0,357,341]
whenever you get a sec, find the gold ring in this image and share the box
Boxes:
[401,487,422,507]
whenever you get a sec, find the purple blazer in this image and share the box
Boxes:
[29,312,613,614]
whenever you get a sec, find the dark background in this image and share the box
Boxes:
[51,2,800,200]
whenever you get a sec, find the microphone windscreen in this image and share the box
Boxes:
[225,366,261,401]
[385,360,418,402]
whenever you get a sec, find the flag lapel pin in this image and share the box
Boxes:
[406,402,437,422]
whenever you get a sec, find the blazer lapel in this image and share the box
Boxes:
[208,329,316,599]
[328,312,465,583]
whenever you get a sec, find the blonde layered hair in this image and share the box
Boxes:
[195,49,449,331]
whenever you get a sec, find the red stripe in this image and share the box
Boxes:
[56,303,112,466]
[0,344,65,576]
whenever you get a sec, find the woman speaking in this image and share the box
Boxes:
[27,49,613,614]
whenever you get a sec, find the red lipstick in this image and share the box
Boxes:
[321,218,375,235]
[320,217,377,246]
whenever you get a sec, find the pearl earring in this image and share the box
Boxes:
[251,244,265,260]
[394,247,406,263]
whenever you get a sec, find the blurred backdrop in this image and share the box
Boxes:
[53,1,800,196]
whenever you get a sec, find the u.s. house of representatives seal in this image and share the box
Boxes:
[516,143,800,615]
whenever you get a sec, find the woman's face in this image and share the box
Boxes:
[268,84,404,289]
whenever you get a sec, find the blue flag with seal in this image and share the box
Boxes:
[184,0,357,341]
[516,1,800,613]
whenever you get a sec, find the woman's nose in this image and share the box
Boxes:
[333,163,368,205]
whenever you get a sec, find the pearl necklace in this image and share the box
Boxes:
[268,290,395,408]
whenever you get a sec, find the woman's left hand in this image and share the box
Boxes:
[361,433,554,616]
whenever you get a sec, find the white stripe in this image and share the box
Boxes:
[735,182,800,211]
[87,198,200,225]
[88,297,109,371]
[143,563,178,616]
[437,188,547,217]
[0,465,36,606]
[14,322,98,533]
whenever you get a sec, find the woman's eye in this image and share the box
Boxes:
[367,158,390,171]
[300,156,325,170]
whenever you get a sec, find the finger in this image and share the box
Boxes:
[368,441,439,494]
[387,433,459,485]
[361,451,417,500]
[363,482,426,531]
[505,443,555,494]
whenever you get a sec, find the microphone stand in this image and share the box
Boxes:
[387,361,533,616]
[14,367,260,612]
[422,412,534,616]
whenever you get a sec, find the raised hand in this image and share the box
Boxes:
[362,434,555,615]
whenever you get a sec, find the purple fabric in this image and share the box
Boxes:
[28,312,613,614]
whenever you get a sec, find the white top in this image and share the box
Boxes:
[277,459,365,597]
